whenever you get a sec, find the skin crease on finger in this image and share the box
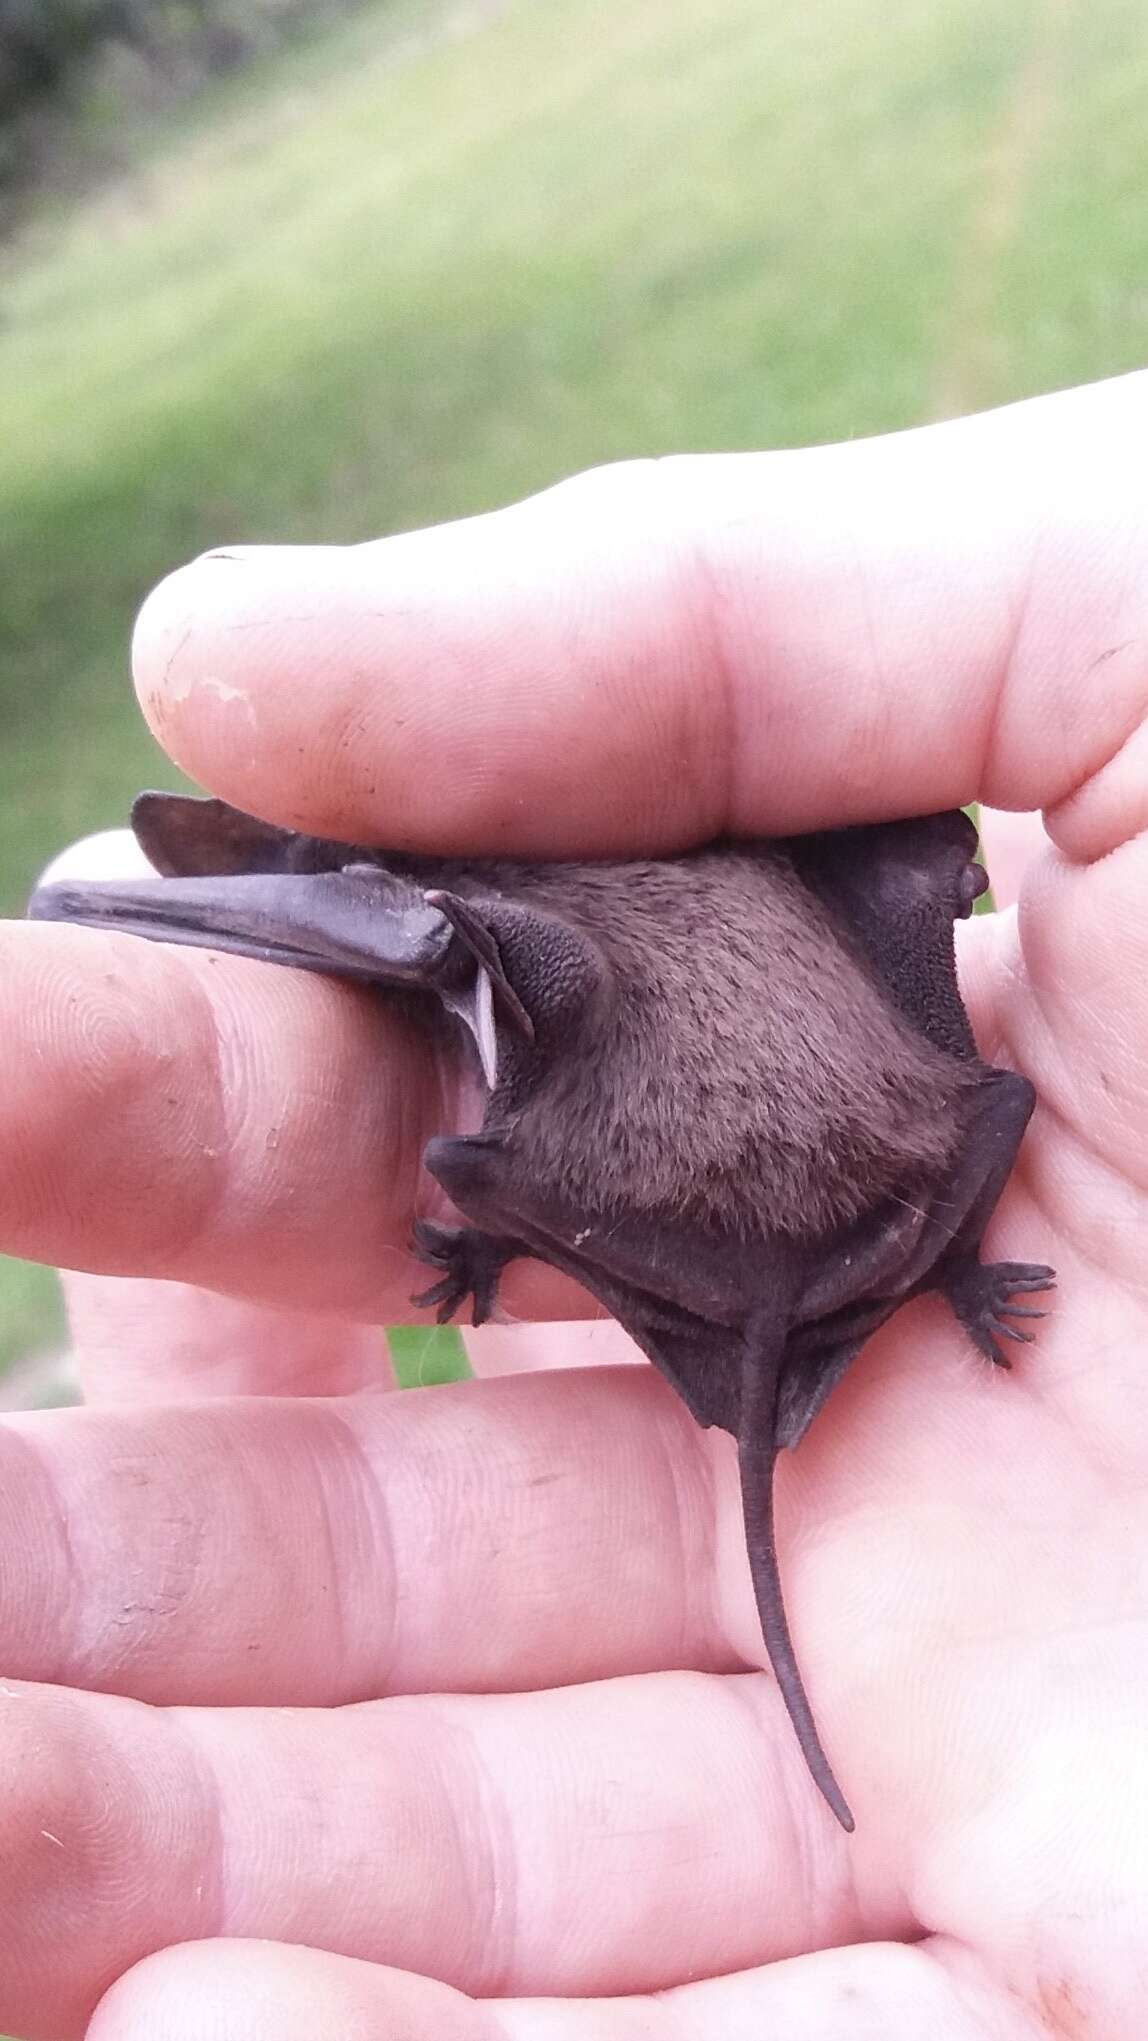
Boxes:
[8,381,1148,2037]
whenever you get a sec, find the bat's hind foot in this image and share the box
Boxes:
[411,1220,514,1326]
[943,1254,1056,1367]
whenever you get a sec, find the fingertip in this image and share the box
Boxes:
[88,1942,493,2041]
[131,555,209,708]
[126,495,720,854]
[977,807,1051,912]
[36,829,154,891]
[131,554,230,773]
[131,547,349,808]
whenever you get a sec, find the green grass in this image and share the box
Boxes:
[2,0,1148,1371]
[388,1322,472,1387]
[0,1256,65,1378]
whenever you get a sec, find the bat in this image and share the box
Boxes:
[29,793,1054,1830]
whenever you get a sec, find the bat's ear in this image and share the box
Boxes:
[426,888,612,1052]
[131,792,300,877]
[426,888,535,1042]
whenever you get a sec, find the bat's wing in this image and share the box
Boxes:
[776,1305,893,1450]
[130,791,306,876]
[788,809,986,1059]
[775,1054,1051,1449]
[783,811,1054,1418]
[28,859,461,983]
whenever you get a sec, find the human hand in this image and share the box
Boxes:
[3,372,1148,2037]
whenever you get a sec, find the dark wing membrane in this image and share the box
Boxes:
[28,865,455,987]
[26,857,542,1086]
[131,791,303,877]
[787,810,983,1059]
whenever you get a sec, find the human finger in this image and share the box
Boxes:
[949,809,1050,1057]
[134,373,1148,860]
[0,1369,737,1706]
[463,1319,643,1377]
[90,1944,497,2041]
[89,1937,1032,2041]
[0,916,586,1323]
[983,831,1148,1294]
[65,1277,392,1403]
[975,808,1051,913]
[38,831,396,1398]
[0,1669,884,2041]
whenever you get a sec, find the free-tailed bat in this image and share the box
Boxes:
[29,793,1054,1830]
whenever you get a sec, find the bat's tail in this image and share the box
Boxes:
[737,1360,855,1833]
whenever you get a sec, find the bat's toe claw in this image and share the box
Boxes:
[409,1221,518,1326]
[943,1254,1055,1367]
[411,1274,459,1312]
[412,1219,455,1267]
[1003,1265,1057,1293]
[968,1322,1011,1368]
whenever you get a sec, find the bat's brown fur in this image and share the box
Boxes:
[390,846,973,1240]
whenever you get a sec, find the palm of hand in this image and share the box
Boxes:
[817,833,1148,2034]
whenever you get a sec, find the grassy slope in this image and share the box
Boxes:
[1,0,1148,1371]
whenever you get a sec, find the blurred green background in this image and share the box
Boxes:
[1,0,1147,1386]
